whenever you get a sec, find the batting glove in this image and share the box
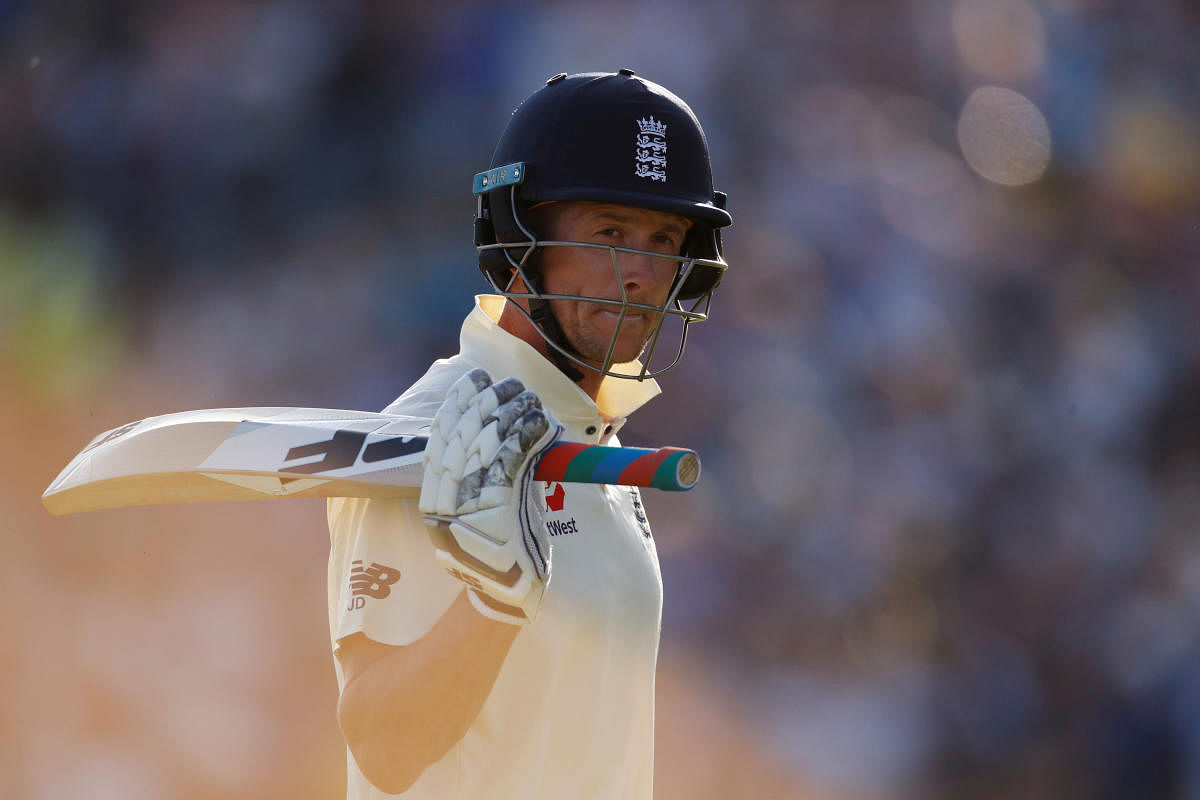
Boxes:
[419,368,563,625]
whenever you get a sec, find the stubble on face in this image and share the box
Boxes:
[534,202,690,370]
[548,296,658,368]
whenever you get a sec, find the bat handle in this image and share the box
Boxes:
[533,443,701,491]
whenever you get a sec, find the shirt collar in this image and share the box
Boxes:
[459,295,662,439]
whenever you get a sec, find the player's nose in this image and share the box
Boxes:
[620,249,652,280]
[617,248,672,298]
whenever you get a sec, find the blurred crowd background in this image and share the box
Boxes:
[3,0,1199,798]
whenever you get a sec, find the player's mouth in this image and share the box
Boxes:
[598,309,644,321]
[595,308,663,336]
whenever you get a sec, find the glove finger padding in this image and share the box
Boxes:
[477,407,550,509]
[428,376,532,515]
[421,369,493,514]
[419,369,563,624]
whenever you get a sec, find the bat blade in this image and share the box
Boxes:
[42,407,700,516]
[41,408,433,515]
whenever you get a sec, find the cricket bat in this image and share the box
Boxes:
[42,407,701,516]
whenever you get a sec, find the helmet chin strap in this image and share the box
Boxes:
[527,291,588,384]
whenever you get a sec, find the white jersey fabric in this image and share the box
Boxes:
[327,295,665,799]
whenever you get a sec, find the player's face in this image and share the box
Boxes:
[536,202,691,368]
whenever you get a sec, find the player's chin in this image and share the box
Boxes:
[595,332,657,367]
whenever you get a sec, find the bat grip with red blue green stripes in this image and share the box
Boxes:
[532,442,701,491]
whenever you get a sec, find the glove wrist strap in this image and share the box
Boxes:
[466,588,530,626]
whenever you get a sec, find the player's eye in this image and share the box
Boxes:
[652,233,682,251]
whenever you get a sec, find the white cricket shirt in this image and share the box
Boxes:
[327,295,665,799]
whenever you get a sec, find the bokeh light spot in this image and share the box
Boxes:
[957,86,1051,186]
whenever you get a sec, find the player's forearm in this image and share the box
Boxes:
[337,590,519,793]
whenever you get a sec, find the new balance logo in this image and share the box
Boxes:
[346,560,401,610]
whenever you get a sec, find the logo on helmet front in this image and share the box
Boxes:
[635,116,667,183]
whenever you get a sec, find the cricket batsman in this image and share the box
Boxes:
[327,69,732,798]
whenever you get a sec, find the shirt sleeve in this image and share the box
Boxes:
[327,495,463,650]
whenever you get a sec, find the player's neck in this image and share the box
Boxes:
[497,300,602,400]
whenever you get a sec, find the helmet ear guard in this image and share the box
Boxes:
[675,190,727,300]
[474,163,536,292]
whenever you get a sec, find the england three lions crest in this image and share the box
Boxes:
[635,116,667,182]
